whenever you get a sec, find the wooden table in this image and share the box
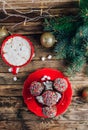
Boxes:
[0,0,88,129]
[0,35,88,130]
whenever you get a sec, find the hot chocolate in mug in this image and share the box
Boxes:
[0,34,34,74]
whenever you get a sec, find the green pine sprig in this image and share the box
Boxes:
[43,8,88,76]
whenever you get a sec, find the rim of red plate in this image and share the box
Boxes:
[23,68,72,118]
[1,34,34,68]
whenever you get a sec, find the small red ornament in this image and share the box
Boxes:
[82,87,88,101]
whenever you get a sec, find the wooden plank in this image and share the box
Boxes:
[0,121,22,130]
[0,97,22,109]
[0,59,67,72]
[0,75,86,92]
[0,64,88,85]
[0,120,88,130]
[0,77,87,96]
[0,8,79,34]
[0,8,79,23]
[0,74,88,96]
[0,1,79,9]
[0,108,88,121]
[0,85,22,96]
[7,0,78,1]
[0,0,79,34]
[20,120,88,130]
[0,97,88,121]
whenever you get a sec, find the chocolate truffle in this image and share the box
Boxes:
[42,106,57,118]
[54,78,68,92]
[36,90,61,106]
[29,81,44,96]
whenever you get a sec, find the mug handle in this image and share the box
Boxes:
[11,67,19,75]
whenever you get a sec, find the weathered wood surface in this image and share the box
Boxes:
[0,1,88,130]
[0,35,88,130]
[0,0,79,34]
[0,0,79,9]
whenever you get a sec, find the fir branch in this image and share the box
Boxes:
[44,16,78,37]
[66,56,86,75]
[80,0,88,9]
[43,6,88,76]
[83,40,88,61]
[54,39,68,59]
[81,9,88,24]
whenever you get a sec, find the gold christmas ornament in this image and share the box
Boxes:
[40,32,56,48]
[0,26,9,39]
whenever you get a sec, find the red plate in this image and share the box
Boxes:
[23,68,72,118]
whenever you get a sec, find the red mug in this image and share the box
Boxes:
[0,34,34,74]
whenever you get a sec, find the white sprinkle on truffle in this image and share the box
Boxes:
[41,77,45,81]
[47,76,51,80]
[43,75,48,78]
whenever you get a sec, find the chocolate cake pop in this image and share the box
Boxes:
[42,105,57,118]
[36,90,61,106]
[29,81,44,96]
[54,78,68,92]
